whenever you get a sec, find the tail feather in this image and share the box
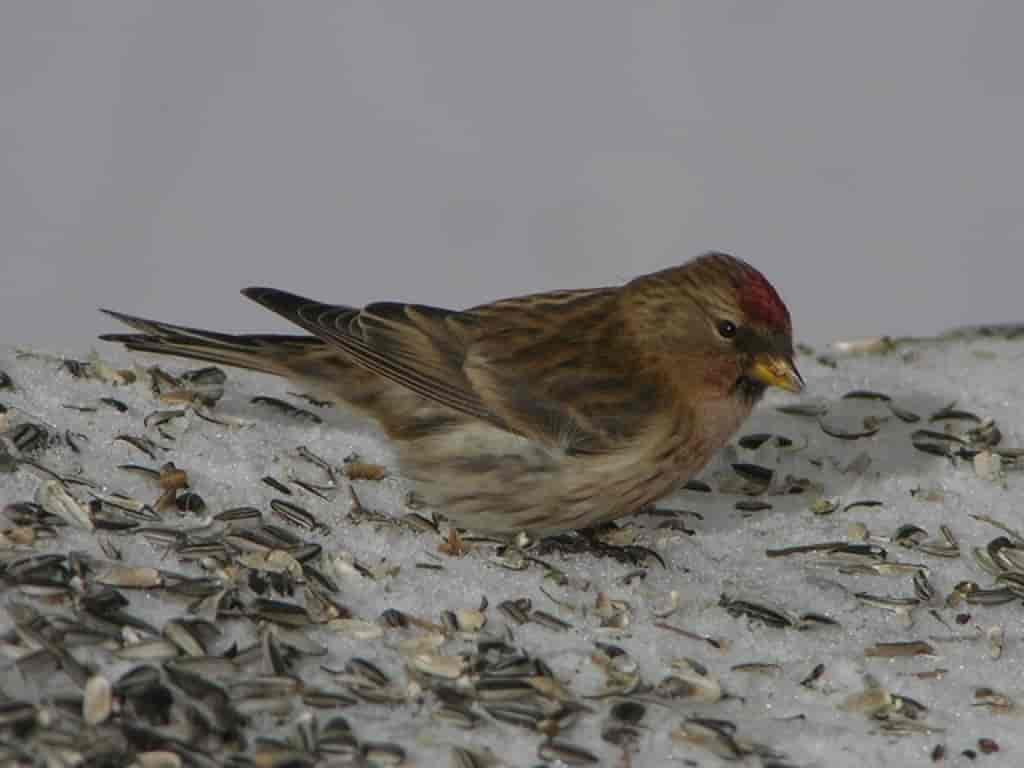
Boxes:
[99,308,325,376]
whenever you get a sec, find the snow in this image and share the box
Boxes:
[2,330,1023,767]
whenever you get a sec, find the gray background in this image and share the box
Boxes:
[3,1,1023,352]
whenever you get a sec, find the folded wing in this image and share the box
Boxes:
[243,286,660,454]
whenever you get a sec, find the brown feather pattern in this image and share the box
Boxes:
[100,251,799,534]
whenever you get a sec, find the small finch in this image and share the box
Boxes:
[101,252,802,534]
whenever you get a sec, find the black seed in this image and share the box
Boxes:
[99,397,129,412]
[262,476,292,495]
[842,389,892,402]
[978,738,999,754]
[731,463,774,485]
[739,433,772,449]
[12,423,50,453]
[175,491,206,513]
[610,700,646,724]
[380,608,409,628]
[842,500,883,513]
[251,395,322,424]
[735,500,772,512]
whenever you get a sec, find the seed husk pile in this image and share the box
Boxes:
[4,331,1024,766]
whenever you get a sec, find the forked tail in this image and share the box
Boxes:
[99,309,325,376]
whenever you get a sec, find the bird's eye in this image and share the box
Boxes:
[717,320,737,339]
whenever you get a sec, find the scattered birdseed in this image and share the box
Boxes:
[3,330,1023,767]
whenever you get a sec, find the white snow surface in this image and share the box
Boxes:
[2,332,1024,767]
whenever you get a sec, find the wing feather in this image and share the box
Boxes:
[243,288,503,428]
[242,285,661,454]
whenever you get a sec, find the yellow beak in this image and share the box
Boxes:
[749,355,805,393]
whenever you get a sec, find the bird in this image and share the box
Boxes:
[100,252,802,535]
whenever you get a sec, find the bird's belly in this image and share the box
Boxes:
[398,420,698,535]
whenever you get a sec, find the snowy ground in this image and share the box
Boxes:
[3,328,1024,767]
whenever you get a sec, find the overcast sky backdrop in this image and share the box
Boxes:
[3,2,1023,352]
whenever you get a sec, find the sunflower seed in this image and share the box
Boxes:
[450,746,500,768]
[83,674,113,725]
[950,581,1017,606]
[262,475,292,495]
[115,638,181,661]
[479,701,550,728]
[609,700,646,724]
[843,500,883,513]
[175,491,206,513]
[144,408,187,431]
[163,618,218,656]
[537,740,599,765]
[987,537,1024,572]
[655,658,722,702]
[99,397,129,413]
[475,678,537,702]
[215,506,262,524]
[995,571,1024,598]
[988,625,1005,659]
[270,499,328,534]
[12,423,51,453]
[738,433,793,450]
[359,742,406,765]
[433,702,480,729]
[979,738,1000,755]
[887,403,921,422]
[671,717,746,760]
[929,404,981,424]
[96,565,163,588]
[251,395,322,423]
[973,687,1015,713]
[530,610,572,632]
[35,480,93,530]
[498,598,532,625]
[913,571,937,602]
[911,429,967,458]
[777,403,828,417]
[855,592,919,613]
[152,366,226,406]
[250,598,312,627]
[843,390,892,402]
[115,434,164,459]
[809,497,840,516]
[683,479,712,492]
[731,462,774,485]
[832,336,896,355]
[735,499,772,512]
[719,595,793,628]
[819,416,881,440]
[865,641,935,658]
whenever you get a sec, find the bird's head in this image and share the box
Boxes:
[623,252,803,402]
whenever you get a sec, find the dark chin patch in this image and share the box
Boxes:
[733,375,766,403]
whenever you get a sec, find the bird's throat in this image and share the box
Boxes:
[733,375,767,404]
